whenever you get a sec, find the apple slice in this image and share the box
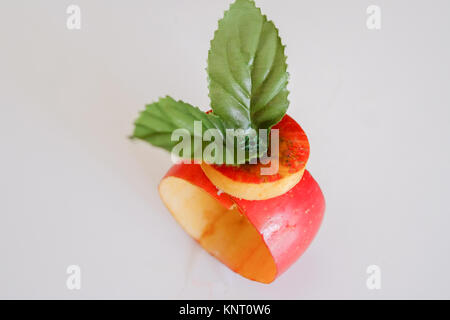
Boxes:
[200,114,310,200]
[159,163,325,284]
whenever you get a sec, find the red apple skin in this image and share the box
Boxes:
[162,163,325,281]
[230,170,325,276]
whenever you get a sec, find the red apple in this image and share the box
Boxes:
[159,163,325,284]
[201,114,310,200]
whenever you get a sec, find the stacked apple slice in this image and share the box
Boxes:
[132,0,326,283]
[159,115,325,283]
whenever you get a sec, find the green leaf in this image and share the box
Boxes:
[208,0,289,130]
[132,96,227,161]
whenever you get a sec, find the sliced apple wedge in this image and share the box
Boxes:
[159,163,325,284]
[200,114,310,200]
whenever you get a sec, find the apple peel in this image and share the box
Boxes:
[159,163,325,284]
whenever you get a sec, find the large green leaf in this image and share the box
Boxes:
[208,0,289,130]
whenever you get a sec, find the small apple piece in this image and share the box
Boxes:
[200,115,310,200]
[159,163,325,284]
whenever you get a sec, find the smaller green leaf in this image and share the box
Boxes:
[132,96,227,161]
[132,96,268,164]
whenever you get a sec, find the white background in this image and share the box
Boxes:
[1,0,450,299]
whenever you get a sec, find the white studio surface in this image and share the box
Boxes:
[1,0,450,299]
